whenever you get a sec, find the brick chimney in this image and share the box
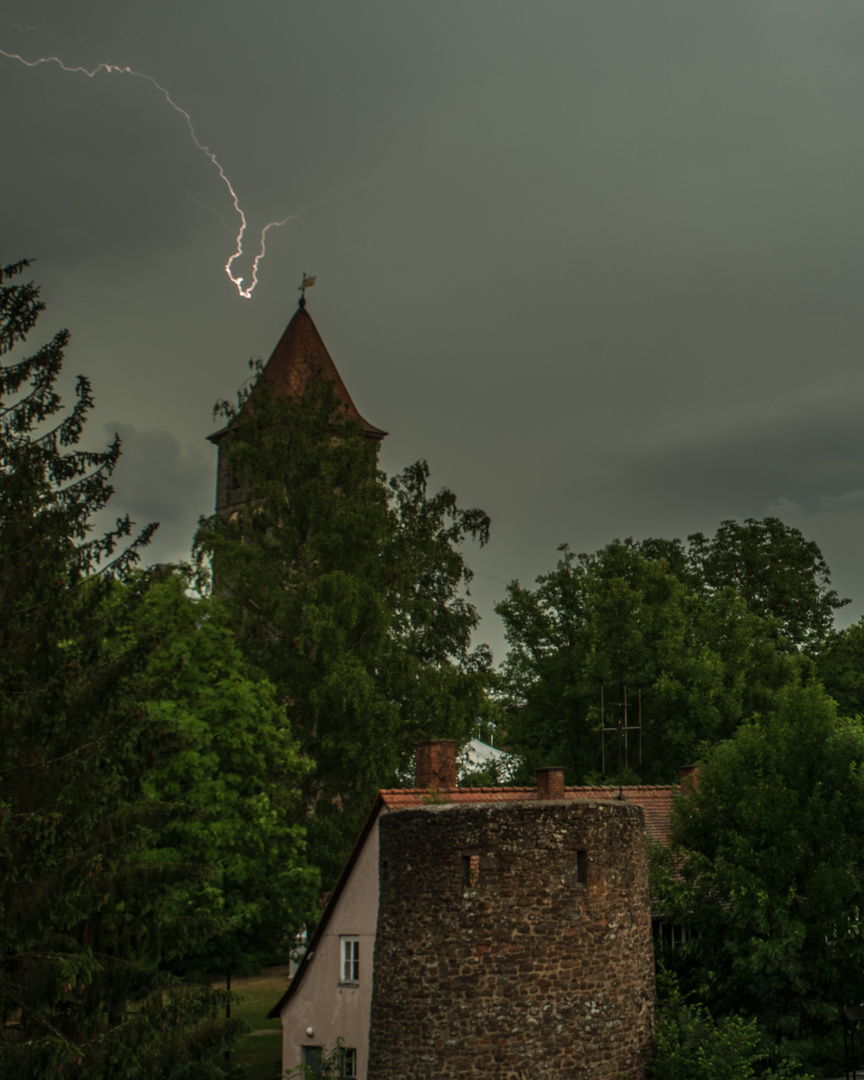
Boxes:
[536,767,566,799]
[678,764,699,794]
[415,740,457,790]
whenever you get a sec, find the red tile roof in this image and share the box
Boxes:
[379,784,674,845]
[261,303,387,441]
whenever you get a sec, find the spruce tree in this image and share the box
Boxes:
[0,261,239,1078]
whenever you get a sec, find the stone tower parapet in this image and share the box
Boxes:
[368,799,654,1080]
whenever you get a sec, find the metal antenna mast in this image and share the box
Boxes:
[600,686,642,797]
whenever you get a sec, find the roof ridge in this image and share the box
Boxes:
[571,784,672,790]
[380,783,674,794]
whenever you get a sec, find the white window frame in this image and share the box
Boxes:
[340,935,359,983]
[342,1047,358,1078]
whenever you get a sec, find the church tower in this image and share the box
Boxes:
[208,295,387,518]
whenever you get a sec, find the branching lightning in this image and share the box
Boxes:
[0,44,296,298]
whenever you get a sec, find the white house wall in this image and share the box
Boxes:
[280,808,384,1080]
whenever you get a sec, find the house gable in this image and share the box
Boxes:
[271,798,386,1079]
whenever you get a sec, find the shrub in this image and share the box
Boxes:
[649,971,813,1080]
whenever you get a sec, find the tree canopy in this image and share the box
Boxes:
[194,372,491,882]
[683,518,848,649]
[121,570,319,979]
[497,533,804,783]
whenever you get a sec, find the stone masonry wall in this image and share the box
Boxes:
[368,800,654,1080]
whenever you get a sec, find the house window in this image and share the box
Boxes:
[301,1044,356,1077]
[576,849,588,885]
[340,936,359,983]
[653,919,695,952]
[342,1047,358,1078]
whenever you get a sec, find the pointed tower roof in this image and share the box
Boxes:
[259,298,387,441]
[208,297,387,445]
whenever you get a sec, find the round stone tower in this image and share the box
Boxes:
[368,799,655,1080]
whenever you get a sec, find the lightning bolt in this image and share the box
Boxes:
[0,46,294,299]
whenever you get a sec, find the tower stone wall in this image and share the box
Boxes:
[368,799,654,1080]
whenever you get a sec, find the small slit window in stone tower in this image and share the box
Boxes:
[576,849,588,885]
[462,853,480,889]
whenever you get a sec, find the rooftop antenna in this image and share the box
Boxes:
[600,685,642,798]
[298,272,316,307]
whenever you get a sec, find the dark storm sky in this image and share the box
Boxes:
[5,0,864,661]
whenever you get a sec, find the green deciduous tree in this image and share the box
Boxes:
[651,682,864,1072]
[120,570,319,978]
[497,538,799,783]
[194,374,490,882]
[0,261,240,1078]
[686,518,848,650]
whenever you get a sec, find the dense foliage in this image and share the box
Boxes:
[649,970,814,1080]
[813,616,864,718]
[194,372,491,882]
[496,522,846,783]
[124,571,318,978]
[651,682,864,1071]
[497,535,808,782]
[0,261,243,1078]
[645,517,848,649]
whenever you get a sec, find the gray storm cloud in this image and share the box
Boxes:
[4,0,864,653]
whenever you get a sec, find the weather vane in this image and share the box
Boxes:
[298,273,316,306]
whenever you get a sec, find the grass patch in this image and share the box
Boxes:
[213,966,290,1080]
[226,968,290,1032]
